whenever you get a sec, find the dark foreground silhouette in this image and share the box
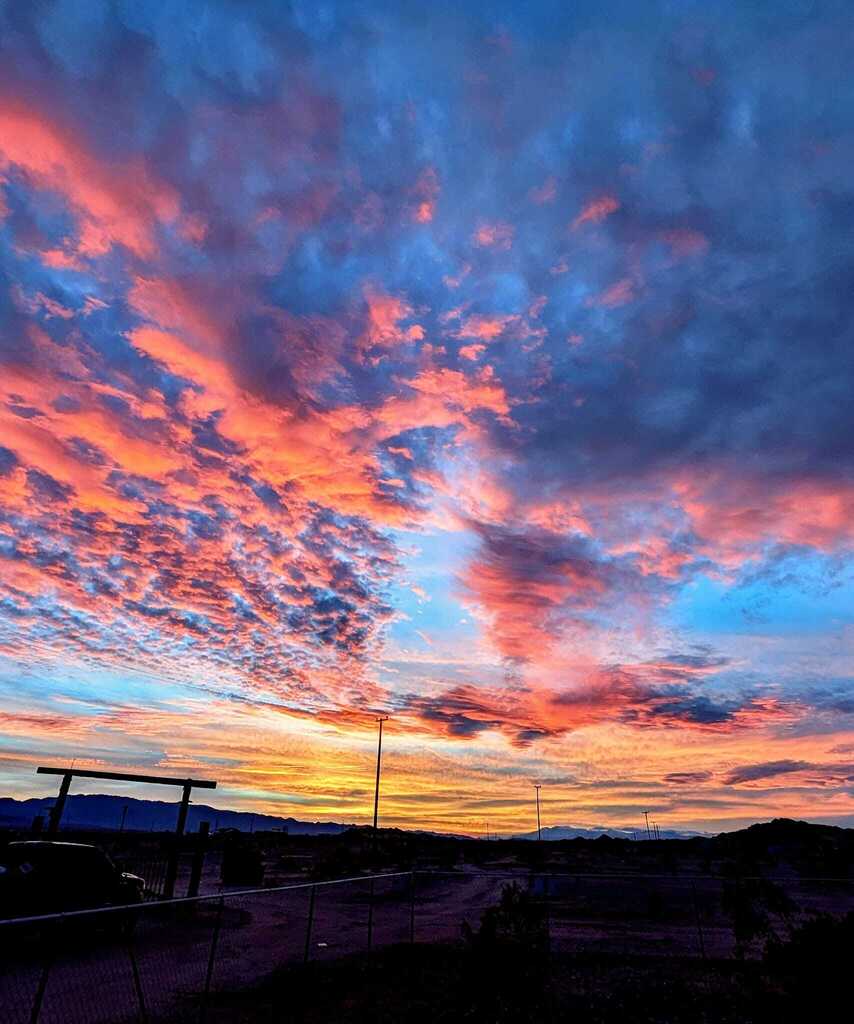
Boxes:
[202,901,854,1024]
[2,819,853,1023]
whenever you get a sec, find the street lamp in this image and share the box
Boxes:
[534,783,542,841]
[372,716,389,831]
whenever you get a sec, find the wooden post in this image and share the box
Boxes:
[47,773,72,836]
[176,783,192,837]
[367,878,375,952]
[164,783,193,898]
[303,885,317,964]
[187,821,210,898]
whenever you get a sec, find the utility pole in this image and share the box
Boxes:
[643,810,651,840]
[534,784,542,841]
[119,804,128,833]
[372,715,389,832]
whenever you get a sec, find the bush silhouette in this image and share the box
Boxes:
[763,911,854,1016]
[458,883,549,1021]
[721,877,796,957]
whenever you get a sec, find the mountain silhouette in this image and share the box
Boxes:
[0,793,352,835]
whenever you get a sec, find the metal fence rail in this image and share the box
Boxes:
[2,870,852,1024]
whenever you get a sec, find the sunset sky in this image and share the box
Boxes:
[2,1,854,835]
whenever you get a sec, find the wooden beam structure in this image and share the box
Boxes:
[36,767,216,790]
[36,766,217,898]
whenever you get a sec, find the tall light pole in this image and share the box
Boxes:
[643,810,652,840]
[534,784,542,841]
[372,715,389,832]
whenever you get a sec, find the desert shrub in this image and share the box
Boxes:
[721,877,796,957]
[463,881,548,952]
[457,883,550,1021]
[760,912,854,1020]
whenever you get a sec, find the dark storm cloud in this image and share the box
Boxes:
[0,446,18,476]
[665,772,712,785]
[724,760,854,786]
[642,695,743,726]
[26,468,74,504]
[724,760,813,785]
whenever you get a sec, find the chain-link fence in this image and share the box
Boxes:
[2,870,853,1023]
[0,871,415,1024]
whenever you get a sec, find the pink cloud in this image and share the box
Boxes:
[472,220,514,250]
[589,277,635,307]
[0,98,182,259]
[528,176,557,204]
[571,194,620,231]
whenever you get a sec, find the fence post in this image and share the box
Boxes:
[409,870,416,944]
[126,933,149,1024]
[28,923,57,1024]
[544,874,551,955]
[367,878,375,952]
[163,835,179,900]
[303,885,316,964]
[691,882,706,960]
[199,896,224,1024]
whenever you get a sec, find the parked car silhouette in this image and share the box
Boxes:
[0,841,145,919]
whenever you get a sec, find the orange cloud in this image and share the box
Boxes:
[674,473,854,565]
[361,286,424,358]
[462,525,610,662]
[410,166,440,223]
[571,194,620,230]
[0,99,182,259]
[128,275,229,351]
[529,176,557,204]
[589,277,635,307]
[472,220,514,250]
[404,365,510,417]
[661,228,709,259]
[455,313,518,340]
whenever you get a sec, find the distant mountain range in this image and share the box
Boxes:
[5,796,838,844]
[0,794,354,835]
[509,824,707,841]
[0,794,704,839]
